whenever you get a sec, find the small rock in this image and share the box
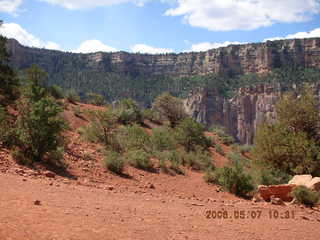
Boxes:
[105,186,114,191]
[22,178,27,182]
[270,195,285,205]
[149,183,155,189]
[301,216,310,221]
[34,200,41,206]
[44,171,55,178]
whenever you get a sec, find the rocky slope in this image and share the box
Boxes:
[184,83,281,144]
[7,37,320,78]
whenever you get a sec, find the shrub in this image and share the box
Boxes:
[175,118,210,152]
[291,186,320,207]
[183,146,213,171]
[204,166,217,184]
[214,143,225,156]
[116,125,152,153]
[66,89,80,103]
[150,127,176,151]
[86,92,105,106]
[104,151,125,174]
[257,167,291,186]
[214,164,254,197]
[49,85,64,99]
[142,109,163,124]
[253,86,320,176]
[227,152,249,167]
[238,144,253,154]
[209,124,235,145]
[167,150,184,174]
[14,66,68,165]
[114,99,143,125]
[127,149,153,171]
[81,110,118,145]
[153,92,187,128]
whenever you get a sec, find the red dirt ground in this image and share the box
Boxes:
[1,102,320,240]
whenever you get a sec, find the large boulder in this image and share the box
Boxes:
[288,175,320,192]
[288,175,312,186]
[258,184,295,202]
[306,177,320,191]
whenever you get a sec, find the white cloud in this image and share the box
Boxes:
[72,39,117,53]
[38,0,151,9]
[264,28,320,42]
[0,0,22,15]
[131,44,173,54]
[0,22,61,50]
[187,41,244,52]
[165,0,320,31]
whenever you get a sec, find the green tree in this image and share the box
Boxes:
[153,92,187,128]
[175,118,210,152]
[14,66,68,165]
[0,35,19,102]
[253,85,320,175]
[87,92,105,106]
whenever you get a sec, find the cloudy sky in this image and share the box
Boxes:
[0,0,320,54]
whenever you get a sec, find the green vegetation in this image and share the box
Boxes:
[86,92,105,106]
[214,143,225,156]
[209,124,235,145]
[213,164,254,197]
[291,186,320,207]
[253,85,320,176]
[104,151,125,175]
[175,118,210,152]
[153,92,187,128]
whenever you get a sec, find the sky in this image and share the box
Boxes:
[0,0,320,54]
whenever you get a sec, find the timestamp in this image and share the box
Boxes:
[205,209,295,220]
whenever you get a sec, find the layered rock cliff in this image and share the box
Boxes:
[184,84,282,144]
[7,37,320,78]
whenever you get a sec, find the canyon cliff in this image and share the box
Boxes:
[184,84,281,144]
[7,37,320,78]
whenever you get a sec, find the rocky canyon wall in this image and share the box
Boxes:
[184,84,282,144]
[6,38,320,78]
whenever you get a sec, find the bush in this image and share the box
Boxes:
[142,109,163,124]
[49,85,64,99]
[167,150,184,174]
[116,125,152,153]
[86,92,105,106]
[209,124,235,145]
[66,89,80,103]
[258,167,291,186]
[153,92,187,128]
[214,164,254,197]
[183,146,213,171]
[104,151,125,174]
[114,99,143,125]
[175,118,210,152]
[74,106,83,118]
[291,186,320,207]
[227,152,249,167]
[127,149,153,171]
[150,127,176,151]
[204,166,217,184]
[81,110,118,145]
[214,143,225,156]
[253,86,320,176]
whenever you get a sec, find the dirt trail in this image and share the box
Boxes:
[1,173,320,240]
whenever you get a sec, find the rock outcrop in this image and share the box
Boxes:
[184,83,281,144]
[258,184,295,202]
[7,37,320,78]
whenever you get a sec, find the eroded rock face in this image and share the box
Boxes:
[7,38,320,78]
[183,83,281,144]
[258,184,295,202]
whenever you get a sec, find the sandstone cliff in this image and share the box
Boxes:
[184,84,282,144]
[7,37,320,78]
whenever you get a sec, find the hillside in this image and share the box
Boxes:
[1,101,320,240]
